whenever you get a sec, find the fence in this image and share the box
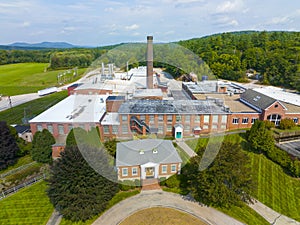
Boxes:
[0,162,37,179]
[0,174,46,200]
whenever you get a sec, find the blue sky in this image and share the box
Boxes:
[0,0,299,46]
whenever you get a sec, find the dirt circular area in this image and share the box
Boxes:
[120,207,208,225]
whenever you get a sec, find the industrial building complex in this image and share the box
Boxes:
[29,36,300,180]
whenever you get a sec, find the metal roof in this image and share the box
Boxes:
[116,139,182,167]
[118,99,227,114]
[29,95,108,123]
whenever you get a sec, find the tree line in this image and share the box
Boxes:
[179,31,300,91]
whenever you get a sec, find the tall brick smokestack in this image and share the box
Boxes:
[146,36,153,89]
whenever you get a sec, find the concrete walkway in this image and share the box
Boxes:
[46,210,62,225]
[92,190,244,225]
[176,140,197,157]
[249,200,300,225]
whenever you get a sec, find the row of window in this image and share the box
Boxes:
[36,124,89,135]
[232,118,258,124]
[121,165,177,177]
[122,115,228,124]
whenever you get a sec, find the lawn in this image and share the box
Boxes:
[120,207,207,225]
[186,134,300,222]
[0,90,68,124]
[0,181,54,225]
[0,63,86,96]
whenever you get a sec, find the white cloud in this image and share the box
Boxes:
[267,16,292,25]
[125,24,139,30]
[21,21,30,27]
[216,0,244,13]
[213,16,239,27]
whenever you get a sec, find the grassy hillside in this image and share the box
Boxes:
[0,90,68,124]
[186,134,300,222]
[0,181,53,225]
[0,63,86,96]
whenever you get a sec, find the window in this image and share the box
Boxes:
[232,118,239,124]
[132,167,138,176]
[79,124,85,129]
[149,115,154,123]
[58,125,64,135]
[267,114,281,126]
[158,115,164,121]
[185,115,190,123]
[167,115,173,122]
[68,124,73,132]
[122,125,128,134]
[171,164,176,173]
[195,115,200,123]
[251,118,258,124]
[47,125,53,134]
[242,118,249,124]
[122,115,127,121]
[293,118,299,124]
[221,124,226,129]
[176,115,181,122]
[158,125,164,134]
[203,124,209,129]
[161,165,167,174]
[103,125,110,134]
[122,168,128,176]
[184,125,190,132]
[212,115,218,123]
[204,115,210,123]
[140,115,145,121]
[167,125,172,132]
[112,125,118,134]
[37,124,42,132]
[221,115,227,123]
[212,124,218,130]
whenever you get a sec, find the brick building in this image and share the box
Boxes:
[116,139,182,181]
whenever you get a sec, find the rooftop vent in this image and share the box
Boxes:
[139,150,144,155]
[152,148,158,154]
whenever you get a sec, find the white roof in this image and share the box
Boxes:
[29,94,108,123]
[101,113,120,125]
[254,86,300,107]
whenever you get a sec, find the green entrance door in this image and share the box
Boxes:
[176,131,182,139]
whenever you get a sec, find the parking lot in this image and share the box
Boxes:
[277,139,300,158]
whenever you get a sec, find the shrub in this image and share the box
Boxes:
[159,177,167,186]
[165,175,180,188]
[263,120,275,129]
[119,180,136,191]
[279,118,296,130]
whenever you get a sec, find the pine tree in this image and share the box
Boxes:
[31,129,55,163]
[0,121,19,170]
[47,145,118,221]
[182,141,254,208]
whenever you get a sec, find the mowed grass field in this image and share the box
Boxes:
[0,181,53,225]
[120,207,208,225]
[186,134,300,222]
[0,90,68,124]
[0,63,86,96]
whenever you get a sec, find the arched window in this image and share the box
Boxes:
[267,114,281,126]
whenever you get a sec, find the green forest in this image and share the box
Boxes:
[1,31,300,91]
[179,31,300,91]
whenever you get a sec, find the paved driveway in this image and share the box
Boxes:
[92,190,244,225]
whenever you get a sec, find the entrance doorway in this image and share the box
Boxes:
[145,167,155,178]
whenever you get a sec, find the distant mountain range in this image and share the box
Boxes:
[8,41,78,49]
